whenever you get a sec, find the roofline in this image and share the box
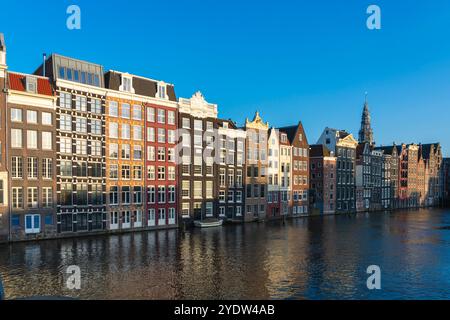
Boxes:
[8,71,50,80]
[106,69,175,87]
[47,53,104,68]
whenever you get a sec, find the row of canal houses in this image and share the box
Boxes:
[0,34,446,242]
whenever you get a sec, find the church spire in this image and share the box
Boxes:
[358,93,374,146]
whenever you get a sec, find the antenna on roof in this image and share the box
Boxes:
[42,53,47,77]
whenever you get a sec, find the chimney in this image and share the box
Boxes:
[42,53,47,77]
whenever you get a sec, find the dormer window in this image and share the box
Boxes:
[156,82,167,99]
[25,76,37,94]
[120,75,134,93]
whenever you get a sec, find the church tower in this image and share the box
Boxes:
[358,94,374,146]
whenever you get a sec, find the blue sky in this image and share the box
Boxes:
[2,0,450,155]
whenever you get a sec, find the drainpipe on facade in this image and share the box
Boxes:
[3,73,12,242]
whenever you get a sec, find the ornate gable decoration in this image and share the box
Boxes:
[338,133,358,147]
[245,111,269,130]
[178,91,218,119]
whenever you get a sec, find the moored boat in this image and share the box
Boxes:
[194,219,223,228]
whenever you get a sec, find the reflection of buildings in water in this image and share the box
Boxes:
[177,225,271,299]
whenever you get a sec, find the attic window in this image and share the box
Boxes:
[156,82,167,99]
[120,75,134,93]
[25,76,37,94]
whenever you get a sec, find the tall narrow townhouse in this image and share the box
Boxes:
[397,144,408,208]
[406,144,419,207]
[244,111,269,222]
[104,71,145,231]
[420,143,443,206]
[317,128,358,213]
[143,79,178,229]
[374,144,399,209]
[417,147,426,206]
[178,92,245,224]
[7,72,57,240]
[279,122,309,216]
[0,34,9,242]
[278,131,292,217]
[216,119,246,221]
[267,128,280,219]
[35,54,106,235]
[309,144,336,215]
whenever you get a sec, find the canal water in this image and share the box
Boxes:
[1,208,450,300]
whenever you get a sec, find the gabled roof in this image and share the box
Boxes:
[8,72,53,96]
[104,70,177,101]
[310,144,332,157]
[278,125,298,143]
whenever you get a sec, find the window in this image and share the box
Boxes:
[121,186,131,204]
[168,148,175,162]
[109,143,118,158]
[133,125,142,141]
[132,105,142,120]
[147,146,155,161]
[91,119,102,135]
[42,132,52,150]
[133,145,142,160]
[168,186,176,203]
[219,191,225,203]
[109,101,118,117]
[121,144,130,159]
[157,147,165,161]
[182,181,190,198]
[122,76,132,92]
[76,139,87,155]
[168,111,175,125]
[11,157,23,178]
[12,187,23,208]
[121,165,130,179]
[42,187,53,207]
[109,122,118,138]
[27,157,38,179]
[158,166,165,180]
[60,114,72,131]
[60,137,72,154]
[121,124,130,139]
[147,186,156,203]
[193,181,202,199]
[147,127,155,142]
[133,165,142,180]
[157,84,166,99]
[206,181,213,198]
[168,166,176,180]
[27,130,37,149]
[228,190,234,202]
[42,112,52,125]
[60,92,72,109]
[158,186,166,203]
[121,103,130,119]
[91,140,102,156]
[157,109,165,123]
[91,98,102,114]
[158,208,166,225]
[182,118,190,129]
[11,129,22,148]
[147,165,155,180]
[168,130,176,144]
[147,107,155,122]
[75,161,88,177]
[236,191,242,203]
[133,186,142,204]
[25,214,40,234]
[27,187,38,208]
[109,186,119,205]
[42,158,53,179]
[60,183,72,206]
[60,160,72,177]
[11,108,22,122]
[109,164,118,179]
[75,96,87,112]
[27,110,37,124]
[158,128,165,143]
